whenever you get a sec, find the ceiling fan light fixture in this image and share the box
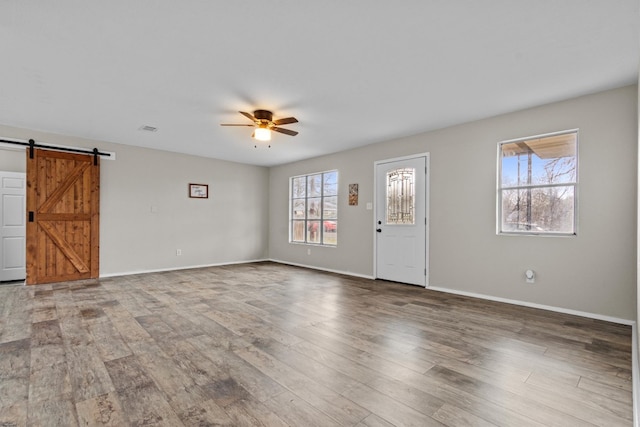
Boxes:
[254,127,271,141]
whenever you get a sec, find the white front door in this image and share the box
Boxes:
[0,171,26,282]
[375,155,428,286]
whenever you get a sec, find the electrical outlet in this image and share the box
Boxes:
[307,248,311,255]
[176,249,182,256]
[525,269,535,283]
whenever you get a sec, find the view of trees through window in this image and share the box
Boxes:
[499,131,577,234]
[290,170,338,245]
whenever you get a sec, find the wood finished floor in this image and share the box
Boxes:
[0,262,632,426]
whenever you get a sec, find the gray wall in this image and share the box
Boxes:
[269,85,637,320]
[636,80,639,417]
[0,125,270,276]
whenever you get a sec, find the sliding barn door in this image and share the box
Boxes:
[26,149,99,285]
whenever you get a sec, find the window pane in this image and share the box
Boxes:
[499,131,577,235]
[323,221,337,245]
[292,176,306,198]
[290,170,338,246]
[501,186,575,233]
[323,196,337,219]
[292,221,306,242]
[501,133,577,187]
[307,174,322,197]
[307,221,321,243]
[386,168,415,224]
[292,199,306,219]
[323,171,338,196]
[308,198,321,219]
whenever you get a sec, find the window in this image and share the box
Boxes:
[290,170,338,245]
[498,130,577,235]
[386,168,415,225]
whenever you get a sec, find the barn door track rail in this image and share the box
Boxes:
[0,138,110,165]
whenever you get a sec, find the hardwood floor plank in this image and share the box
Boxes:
[578,376,634,404]
[0,378,28,413]
[177,398,234,426]
[27,399,78,426]
[432,403,498,427]
[262,390,343,427]
[75,392,129,426]
[222,398,289,427]
[426,364,625,426]
[104,354,155,392]
[341,382,445,427]
[184,336,286,403]
[115,383,183,426]
[383,370,547,427]
[31,319,63,346]
[106,313,153,344]
[29,345,72,403]
[0,400,27,427]
[0,338,30,381]
[127,340,216,414]
[65,343,115,403]
[86,318,133,362]
[235,345,371,425]
[356,413,397,427]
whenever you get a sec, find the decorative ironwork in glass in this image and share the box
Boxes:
[386,168,415,224]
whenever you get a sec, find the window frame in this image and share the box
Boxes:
[289,170,338,246]
[497,129,578,237]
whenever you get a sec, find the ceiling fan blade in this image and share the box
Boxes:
[220,124,254,127]
[273,117,298,126]
[239,111,256,122]
[272,126,298,136]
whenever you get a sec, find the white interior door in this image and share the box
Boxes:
[0,171,26,282]
[375,155,428,286]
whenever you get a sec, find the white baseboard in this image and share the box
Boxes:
[269,259,374,280]
[427,285,634,325]
[99,258,270,279]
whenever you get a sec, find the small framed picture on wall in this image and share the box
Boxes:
[349,183,358,206]
[189,183,208,199]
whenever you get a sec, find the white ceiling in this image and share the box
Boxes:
[0,1,637,167]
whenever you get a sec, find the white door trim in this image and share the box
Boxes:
[373,153,430,287]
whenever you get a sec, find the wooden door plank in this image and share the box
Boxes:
[38,162,90,214]
[26,148,37,284]
[39,221,90,274]
[36,213,91,221]
[90,157,99,277]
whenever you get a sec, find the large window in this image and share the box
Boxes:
[290,170,338,245]
[498,130,578,235]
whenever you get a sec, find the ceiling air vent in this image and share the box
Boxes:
[139,125,158,132]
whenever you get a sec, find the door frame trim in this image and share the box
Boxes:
[373,153,430,287]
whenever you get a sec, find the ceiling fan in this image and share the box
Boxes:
[220,110,298,146]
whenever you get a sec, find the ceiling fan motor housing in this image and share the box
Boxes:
[253,110,273,121]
